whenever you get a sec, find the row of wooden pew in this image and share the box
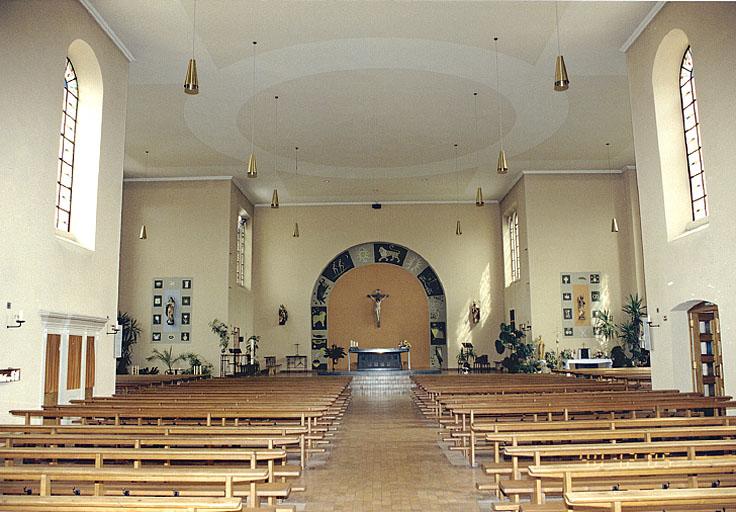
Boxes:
[0,376,352,511]
[413,372,736,511]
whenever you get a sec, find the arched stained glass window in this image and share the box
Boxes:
[679,47,707,221]
[56,58,78,231]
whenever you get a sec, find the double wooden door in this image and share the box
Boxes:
[688,302,724,396]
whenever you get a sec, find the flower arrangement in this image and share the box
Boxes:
[398,339,412,349]
[209,318,230,352]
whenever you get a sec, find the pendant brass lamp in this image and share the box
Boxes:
[553,2,570,91]
[271,95,280,208]
[139,150,149,240]
[247,41,258,178]
[607,142,619,233]
[494,37,509,174]
[473,92,484,206]
[292,146,300,237]
[183,0,199,94]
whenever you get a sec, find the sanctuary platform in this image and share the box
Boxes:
[316,370,439,396]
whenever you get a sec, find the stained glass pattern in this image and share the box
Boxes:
[56,58,78,231]
[679,47,707,221]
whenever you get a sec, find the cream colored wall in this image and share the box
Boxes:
[252,203,505,367]
[500,178,532,334]
[626,3,736,393]
[523,173,644,356]
[0,0,128,422]
[119,180,250,376]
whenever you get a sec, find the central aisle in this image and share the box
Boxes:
[301,393,485,511]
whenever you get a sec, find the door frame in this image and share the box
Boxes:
[688,301,724,396]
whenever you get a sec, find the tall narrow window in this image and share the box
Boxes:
[57,58,78,231]
[679,47,707,221]
[508,211,521,283]
[235,215,247,287]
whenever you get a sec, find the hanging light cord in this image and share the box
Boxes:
[192,0,196,57]
[251,41,257,155]
[274,96,279,179]
[494,37,504,148]
[455,143,460,215]
[473,92,479,168]
[295,146,299,176]
[555,2,562,56]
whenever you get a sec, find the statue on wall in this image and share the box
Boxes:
[470,301,481,326]
[367,289,389,328]
[278,304,288,326]
[165,297,176,326]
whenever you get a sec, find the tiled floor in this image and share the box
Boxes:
[301,393,485,511]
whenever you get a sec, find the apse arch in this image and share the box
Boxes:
[310,242,447,371]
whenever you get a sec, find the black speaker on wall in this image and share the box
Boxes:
[371,203,382,209]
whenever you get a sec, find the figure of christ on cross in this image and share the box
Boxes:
[367,289,389,328]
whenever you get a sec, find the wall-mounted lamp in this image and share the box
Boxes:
[6,306,25,329]
[106,315,121,335]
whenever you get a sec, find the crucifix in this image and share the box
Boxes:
[367,289,389,328]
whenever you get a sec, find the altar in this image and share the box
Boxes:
[348,347,410,371]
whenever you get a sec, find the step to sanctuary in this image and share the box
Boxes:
[349,371,414,396]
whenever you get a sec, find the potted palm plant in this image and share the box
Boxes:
[116,311,141,374]
[146,346,185,374]
[323,344,346,372]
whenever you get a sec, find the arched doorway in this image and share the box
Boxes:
[310,242,447,371]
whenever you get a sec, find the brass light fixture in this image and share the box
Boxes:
[454,143,462,236]
[553,2,570,91]
[493,37,509,175]
[183,0,199,94]
[473,92,485,206]
[139,150,150,240]
[606,142,619,233]
[271,95,280,208]
[292,146,300,238]
[247,41,258,178]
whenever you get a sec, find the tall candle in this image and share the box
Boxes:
[250,338,255,364]
[16,310,24,322]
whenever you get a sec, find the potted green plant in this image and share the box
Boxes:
[494,323,541,373]
[619,294,649,367]
[209,319,230,352]
[323,344,346,372]
[116,311,141,375]
[179,352,213,376]
[146,346,185,374]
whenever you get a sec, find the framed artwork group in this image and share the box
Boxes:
[151,277,193,344]
[560,272,602,338]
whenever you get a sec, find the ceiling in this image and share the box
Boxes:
[90,0,655,204]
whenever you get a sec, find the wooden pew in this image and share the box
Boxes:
[0,495,248,511]
[522,457,736,506]
[564,487,736,511]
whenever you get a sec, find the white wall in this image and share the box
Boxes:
[0,0,128,422]
[252,203,505,367]
[626,2,736,393]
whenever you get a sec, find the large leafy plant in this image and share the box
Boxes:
[495,323,541,373]
[209,319,230,352]
[323,344,346,371]
[116,311,141,375]
[146,346,185,374]
[619,294,649,367]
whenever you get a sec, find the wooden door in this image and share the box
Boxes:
[85,336,95,399]
[689,302,724,396]
[44,334,61,406]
